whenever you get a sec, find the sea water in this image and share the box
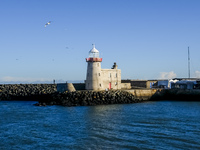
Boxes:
[0,100,200,150]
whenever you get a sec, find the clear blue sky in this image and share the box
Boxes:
[1,0,200,83]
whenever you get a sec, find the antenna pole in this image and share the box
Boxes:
[188,46,190,78]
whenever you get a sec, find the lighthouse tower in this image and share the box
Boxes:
[85,44,103,90]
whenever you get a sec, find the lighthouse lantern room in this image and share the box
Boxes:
[86,44,102,62]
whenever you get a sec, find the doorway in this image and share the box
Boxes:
[109,82,111,89]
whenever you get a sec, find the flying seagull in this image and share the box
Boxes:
[45,21,51,27]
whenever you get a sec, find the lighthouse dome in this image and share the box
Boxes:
[89,44,99,58]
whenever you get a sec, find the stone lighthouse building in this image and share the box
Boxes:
[85,44,121,90]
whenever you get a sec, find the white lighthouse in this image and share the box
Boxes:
[85,44,103,90]
[85,44,122,91]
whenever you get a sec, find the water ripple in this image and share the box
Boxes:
[0,101,200,149]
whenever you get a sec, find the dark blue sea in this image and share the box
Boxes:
[0,100,200,150]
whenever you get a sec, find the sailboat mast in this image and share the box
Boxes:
[188,46,190,78]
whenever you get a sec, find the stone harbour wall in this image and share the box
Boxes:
[125,89,161,100]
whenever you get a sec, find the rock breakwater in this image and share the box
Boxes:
[1,84,199,106]
[35,90,142,106]
[0,84,57,100]
[0,84,142,106]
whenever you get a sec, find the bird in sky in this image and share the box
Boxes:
[45,21,51,27]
